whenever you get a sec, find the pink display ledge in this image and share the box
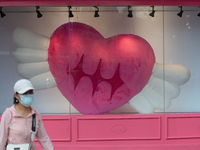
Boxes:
[0,0,200,7]
[2,113,200,150]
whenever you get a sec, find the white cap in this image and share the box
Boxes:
[14,79,34,94]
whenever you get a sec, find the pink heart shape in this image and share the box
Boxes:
[48,22,155,115]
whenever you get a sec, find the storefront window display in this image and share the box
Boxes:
[0,6,199,115]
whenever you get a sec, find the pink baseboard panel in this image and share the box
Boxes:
[75,116,161,141]
[1,114,200,149]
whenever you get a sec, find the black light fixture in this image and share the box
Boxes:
[127,6,133,18]
[36,6,42,18]
[198,12,200,17]
[68,6,74,18]
[149,6,155,17]
[93,6,99,17]
[0,7,6,18]
[197,7,200,17]
[177,6,183,17]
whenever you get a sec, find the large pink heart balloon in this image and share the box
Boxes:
[48,22,155,115]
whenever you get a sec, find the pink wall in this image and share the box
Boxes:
[2,114,199,150]
[39,114,200,149]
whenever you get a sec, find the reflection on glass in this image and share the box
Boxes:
[0,6,199,115]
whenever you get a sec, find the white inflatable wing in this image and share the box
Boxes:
[13,28,49,50]
[129,62,191,114]
[12,28,57,90]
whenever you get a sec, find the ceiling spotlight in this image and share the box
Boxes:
[177,6,183,17]
[149,6,155,17]
[68,6,74,18]
[127,6,133,18]
[0,7,6,18]
[36,6,42,18]
[197,7,200,17]
[93,6,99,17]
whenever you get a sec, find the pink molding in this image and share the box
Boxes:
[166,115,200,139]
[37,116,71,142]
[75,116,161,141]
[2,114,200,150]
[0,0,200,7]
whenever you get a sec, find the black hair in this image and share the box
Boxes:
[13,92,19,104]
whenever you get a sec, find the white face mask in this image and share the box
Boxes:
[20,94,34,107]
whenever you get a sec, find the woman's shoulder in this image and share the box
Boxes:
[3,105,23,118]
[1,106,14,121]
[3,105,15,115]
